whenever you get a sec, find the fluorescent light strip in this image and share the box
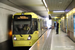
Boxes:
[43,0,49,12]
[47,9,49,11]
[53,11,65,13]
[43,0,47,7]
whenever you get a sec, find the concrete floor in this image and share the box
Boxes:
[51,30,75,50]
[29,29,75,50]
[29,29,52,50]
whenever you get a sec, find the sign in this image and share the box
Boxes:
[17,16,28,19]
[14,15,32,21]
[73,15,75,38]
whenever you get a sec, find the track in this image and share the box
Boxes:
[0,39,30,50]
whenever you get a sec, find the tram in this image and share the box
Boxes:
[12,12,46,47]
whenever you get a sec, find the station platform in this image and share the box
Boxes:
[29,29,75,50]
[0,29,75,50]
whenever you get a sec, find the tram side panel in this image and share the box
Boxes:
[38,19,42,37]
[38,19,47,37]
[40,19,47,35]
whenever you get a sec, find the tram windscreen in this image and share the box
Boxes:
[13,21,32,34]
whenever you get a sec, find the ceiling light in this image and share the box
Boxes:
[63,17,64,18]
[53,11,65,13]
[59,2,62,4]
[55,17,58,18]
[47,9,49,12]
[43,0,47,7]
[51,16,55,17]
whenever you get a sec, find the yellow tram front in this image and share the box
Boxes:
[12,12,39,47]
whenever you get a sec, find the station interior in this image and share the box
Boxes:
[0,0,75,50]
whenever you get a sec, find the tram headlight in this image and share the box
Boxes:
[27,35,32,40]
[13,37,17,40]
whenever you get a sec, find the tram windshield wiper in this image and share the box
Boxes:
[19,31,23,37]
[27,25,32,34]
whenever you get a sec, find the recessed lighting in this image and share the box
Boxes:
[53,11,65,13]
[59,2,62,4]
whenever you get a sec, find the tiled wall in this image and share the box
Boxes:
[0,2,22,43]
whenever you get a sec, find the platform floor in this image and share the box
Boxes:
[51,30,75,50]
[29,29,75,50]
[29,29,52,50]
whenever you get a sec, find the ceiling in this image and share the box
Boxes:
[45,0,73,17]
[0,0,73,18]
[0,0,48,17]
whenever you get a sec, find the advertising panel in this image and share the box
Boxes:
[73,15,75,38]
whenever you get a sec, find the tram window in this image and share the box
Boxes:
[32,20,38,31]
[34,21,38,30]
[13,21,33,34]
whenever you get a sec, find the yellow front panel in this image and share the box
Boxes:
[12,31,39,47]
[12,35,30,40]
[13,40,33,47]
